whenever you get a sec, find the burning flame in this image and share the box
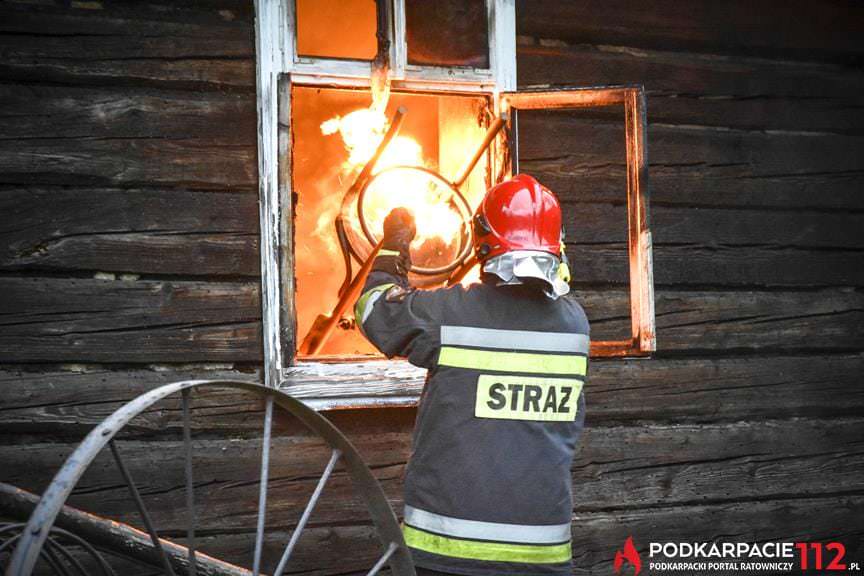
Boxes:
[320,106,468,259]
[364,169,464,241]
[320,108,422,168]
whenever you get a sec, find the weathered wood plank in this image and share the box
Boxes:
[562,203,864,249]
[580,287,864,350]
[587,353,864,424]
[1,354,861,436]
[519,120,864,188]
[0,188,258,276]
[1,279,861,362]
[0,138,256,189]
[515,0,864,63]
[648,206,864,249]
[0,231,258,277]
[0,3,254,89]
[0,37,253,90]
[0,277,261,363]
[3,418,861,534]
[517,112,864,211]
[517,39,864,135]
[573,417,864,511]
[0,84,256,141]
[0,367,264,438]
[540,165,864,211]
[567,244,864,288]
[0,0,254,35]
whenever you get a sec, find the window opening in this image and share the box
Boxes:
[291,86,494,358]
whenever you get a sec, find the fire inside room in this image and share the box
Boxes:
[292,87,494,357]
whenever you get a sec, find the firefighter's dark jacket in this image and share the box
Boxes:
[356,255,590,576]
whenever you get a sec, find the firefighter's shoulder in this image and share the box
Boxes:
[559,295,590,333]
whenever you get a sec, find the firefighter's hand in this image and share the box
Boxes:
[377,207,415,276]
[382,207,416,255]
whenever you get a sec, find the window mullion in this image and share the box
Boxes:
[390,0,406,80]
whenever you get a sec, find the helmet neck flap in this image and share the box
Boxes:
[482,250,570,300]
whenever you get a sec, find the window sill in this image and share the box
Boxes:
[279,359,425,410]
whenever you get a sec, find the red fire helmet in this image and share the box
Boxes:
[473,174,563,262]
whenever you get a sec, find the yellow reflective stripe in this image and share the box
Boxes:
[438,346,586,376]
[403,525,571,564]
[378,249,401,257]
[354,283,396,326]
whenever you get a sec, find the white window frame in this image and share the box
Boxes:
[281,0,516,92]
[254,0,515,407]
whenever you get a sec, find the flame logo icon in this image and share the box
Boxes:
[613,536,642,575]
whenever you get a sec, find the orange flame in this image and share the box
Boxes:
[320,106,467,252]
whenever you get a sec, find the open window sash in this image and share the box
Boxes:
[499,86,656,357]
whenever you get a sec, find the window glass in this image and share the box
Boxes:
[405,0,490,68]
[296,0,377,60]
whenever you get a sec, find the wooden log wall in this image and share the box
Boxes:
[1,1,862,574]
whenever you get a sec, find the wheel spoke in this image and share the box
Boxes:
[41,539,71,576]
[49,526,117,576]
[366,542,399,576]
[0,522,26,537]
[273,449,342,576]
[45,536,88,576]
[252,396,274,576]
[109,440,177,576]
[0,531,23,554]
[181,388,198,576]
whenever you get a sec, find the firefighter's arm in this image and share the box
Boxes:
[354,209,441,368]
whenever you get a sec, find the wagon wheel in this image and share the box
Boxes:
[5,380,416,576]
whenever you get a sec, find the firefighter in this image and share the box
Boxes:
[355,174,589,576]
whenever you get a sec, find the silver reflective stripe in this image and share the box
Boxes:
[360,289,386,325]
[403,506,571,545]
[440,326,589,355]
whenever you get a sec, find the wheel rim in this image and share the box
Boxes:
[6,380,415,576]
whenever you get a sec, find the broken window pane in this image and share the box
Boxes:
[405,0,490,68]
[296,0,377,60]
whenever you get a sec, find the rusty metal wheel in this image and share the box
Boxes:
[5,380,415,576]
